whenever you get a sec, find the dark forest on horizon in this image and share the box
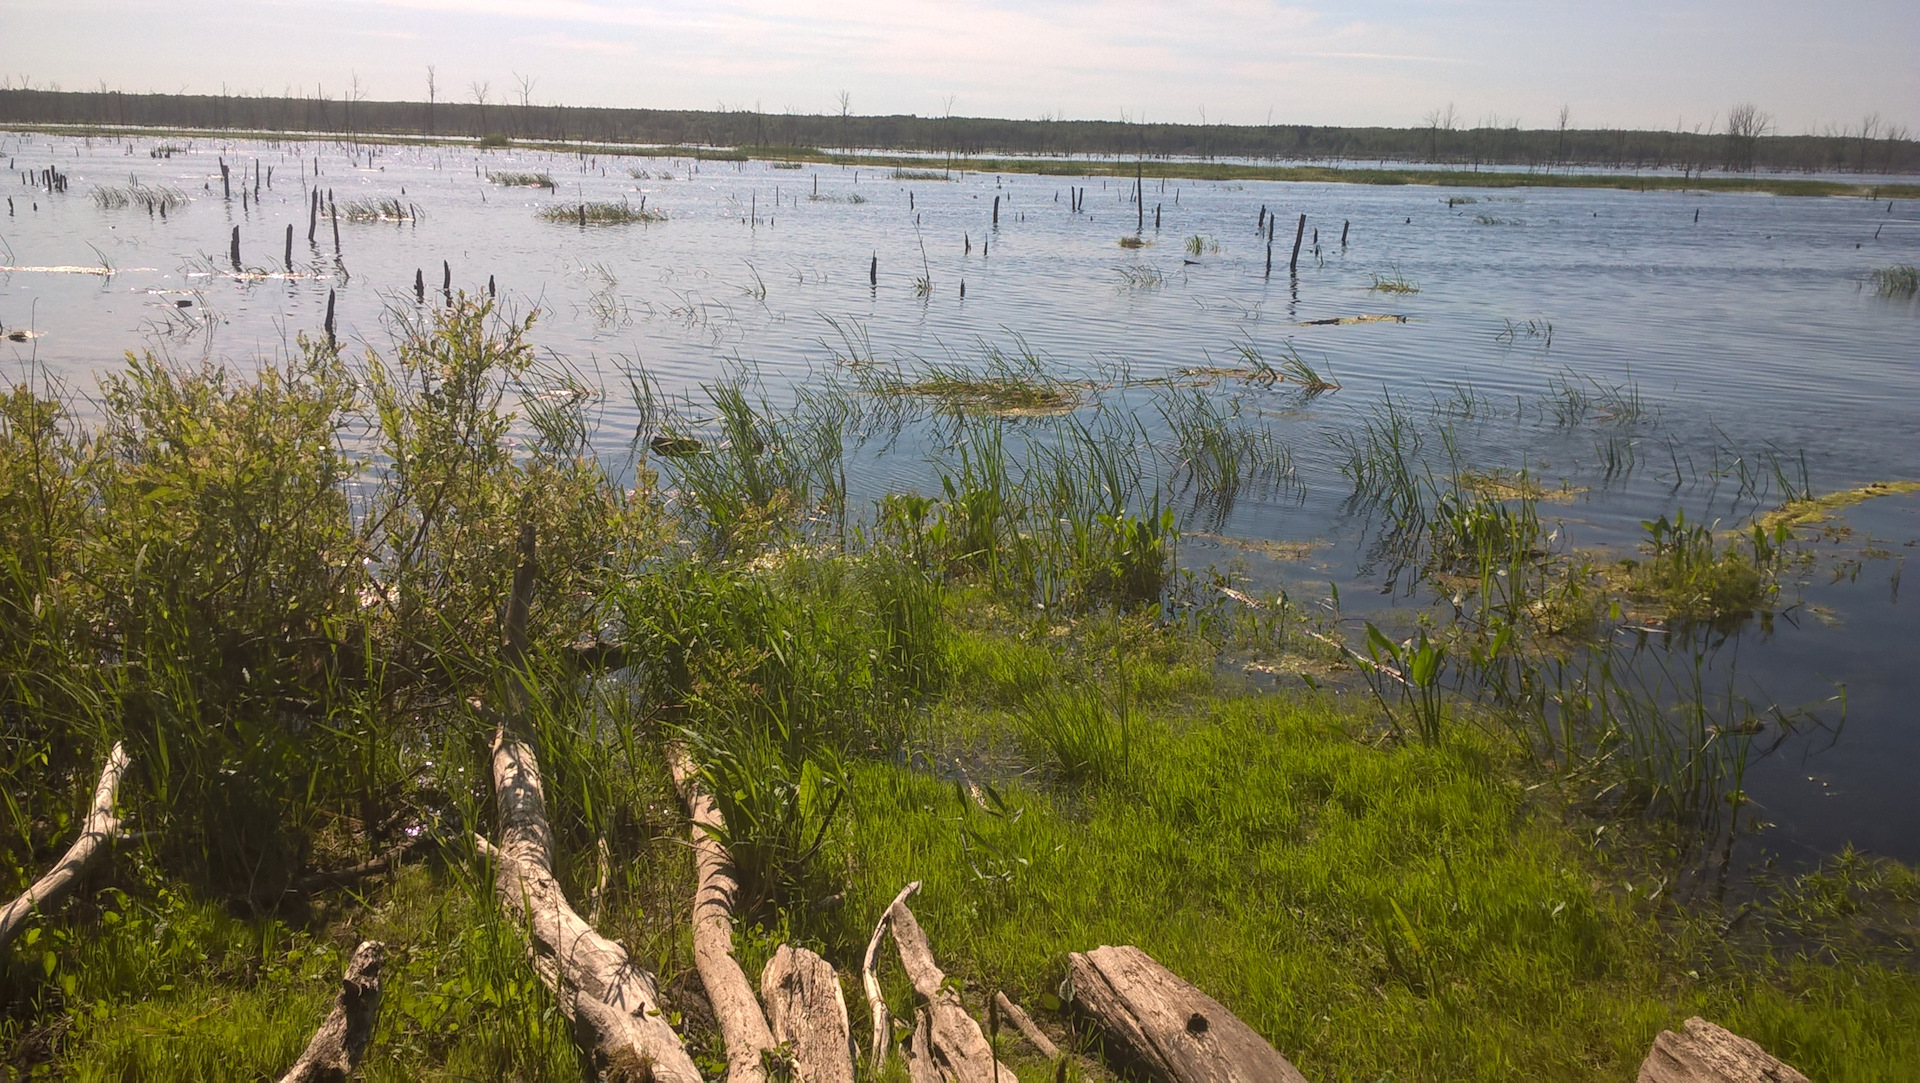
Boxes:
[4,88,1917,175]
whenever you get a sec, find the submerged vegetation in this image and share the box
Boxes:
[337,196,422,222]
[486,170,557,189]
[1,301,1915,1079]
[88,182,188,214]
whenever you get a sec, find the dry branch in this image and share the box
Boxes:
[993,991,1058,1060]
[1638,1017,1810,1083]
[887,892,1016,1083]
[762,944,856,1083]
[863,881,921,1064]
[0,743,129,952]
[669,745,780,1083]
[278,940,386,1083]
[482,731,702,1083]
[1066,945,1306,1083]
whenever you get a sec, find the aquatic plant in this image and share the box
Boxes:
[337,197,421,222]
[1869,263,1918,299]
[1184,234,1220,257]
[1369,269,1420,294]
[537,200,665,225]
[90,182,189,213]
[891,168,947,181]
[487,170,556,189]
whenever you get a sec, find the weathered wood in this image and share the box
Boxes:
[0,743,129,952]
[888,894,1016,1083]
[1638,1017,1810,1083]
[483,731,701,1083]
[993,991,1058,1060]
[904,1009,944,1083]
[762,944,855,1083]
[1066,945,1306,1083]
[277,940,386,1083]
[863,880,920,1064]
[669,745,779,1083]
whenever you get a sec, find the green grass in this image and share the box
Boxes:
[486,170,556,189]
[891,169,948,181]
[536,199,666,225]
[827,645,1920,1080]
[1370,269,1420,294]
[1870,263,1918,299]
[5,301,1917,1081]
[338,197,421,222]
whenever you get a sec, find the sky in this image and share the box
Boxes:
[5,0,1916,134]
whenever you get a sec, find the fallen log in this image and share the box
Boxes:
[887,890,1016,1083]
[762,944,855,1083]
[1638,1017,1810,1083]
[1065,945,1307,1083]
[483,730,702,1083]
[669,745,780,1083]
[862,880,921,1064]
[277,940,386,1083]
[0,743,130,952]
[993,991,1058,1060]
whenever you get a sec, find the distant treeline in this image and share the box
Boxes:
[4,89,1916,175]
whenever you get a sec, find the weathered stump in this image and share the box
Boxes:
[887,892,1016,1083]
[1638,1017,1810,1083]
[762,944,855,1083]
[1065,945,1306,1083]
[277,940,385,1083]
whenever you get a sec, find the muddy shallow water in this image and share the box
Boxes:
[5,130,1918,868]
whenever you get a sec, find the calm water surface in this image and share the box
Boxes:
[5,131,1917,868]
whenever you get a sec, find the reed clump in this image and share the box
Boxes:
[537,200,666,225]
[1869,263,1918,298]
[891,168,947,181]
[90,182,188,213]
[487,170,556,189]
[337,197,421,222]
[1369,269,1420,294]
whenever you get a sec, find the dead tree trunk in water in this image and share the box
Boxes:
[277,940,386,1083]
[0,743,129,952]
[1066,945,1306,1083]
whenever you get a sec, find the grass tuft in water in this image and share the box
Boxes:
[1369,269,1420,294]
[486,171,556,189]
[537,200,665,225]
[338,197,421,223]
[1869,263,1918,299]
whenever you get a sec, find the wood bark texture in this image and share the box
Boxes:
[669,745,779,1083]
[484,731,701,1083]
[888,895,1016,1083]
[0,742,129,952]
[277,939,386,1083]
[903,1010,944,1083]
[1065,945,1307,1083]
[863,881,922,1064]
[1637,1017,1810,1083]
[992,992,1058,1060]
[762,944,856,1083]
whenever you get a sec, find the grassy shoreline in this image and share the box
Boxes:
[8,121,1917,199]
[4,302,1916,1079]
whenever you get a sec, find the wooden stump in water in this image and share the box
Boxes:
[1065,945,1307,1083]
[1637,1017,1809,1083]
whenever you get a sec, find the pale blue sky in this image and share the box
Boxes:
[6,0,1915,133]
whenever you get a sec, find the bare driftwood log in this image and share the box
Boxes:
[0,742,130,952]
[1638,1017,1810,1083]
[483,731,702,1083]
[1065,945,1307,1083]
[863,881,921,1065]
[762,944,855,1083]
[887,892,1016,1083]
[669,745,780,1083]
[278,940,386,1083]
[993,991,1058,1060]
[904,1010,944,1083]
